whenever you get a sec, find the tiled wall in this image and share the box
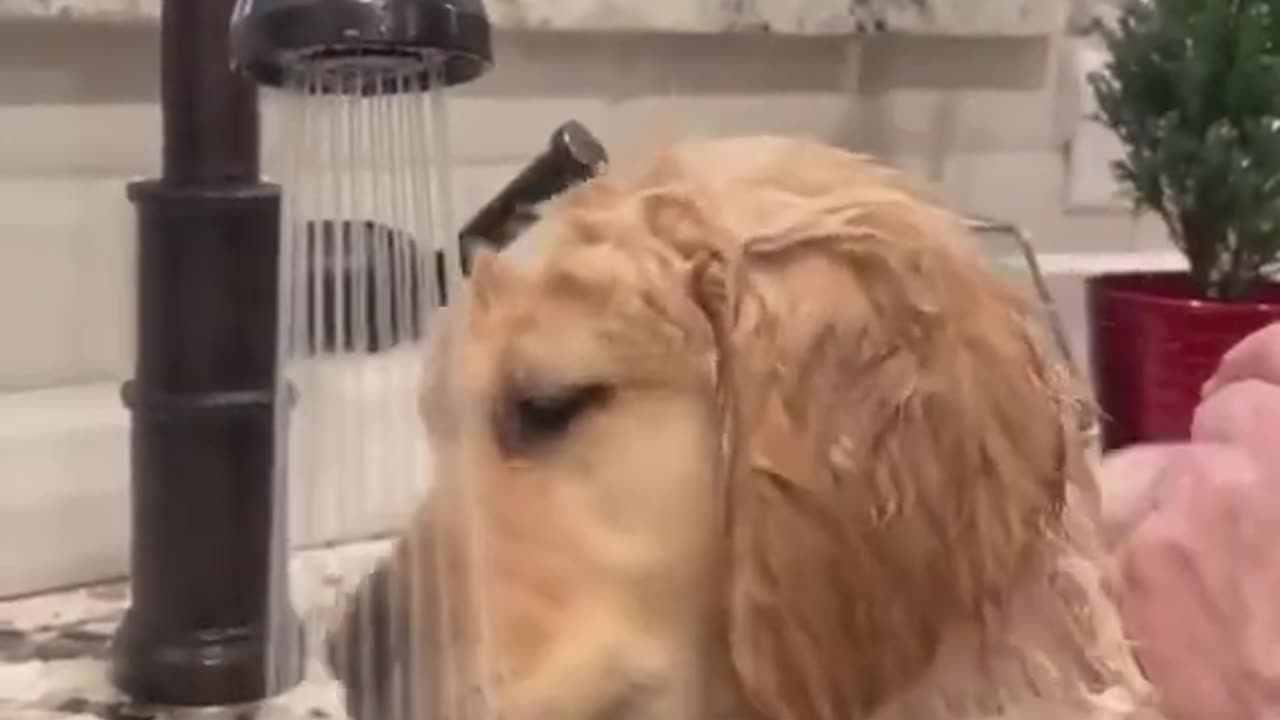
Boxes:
[0,18,1164,392]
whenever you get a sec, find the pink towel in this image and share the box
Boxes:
[1200,322,1280,396]
[1102,322,1280,720]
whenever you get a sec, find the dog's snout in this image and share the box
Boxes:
[328,560,422,720]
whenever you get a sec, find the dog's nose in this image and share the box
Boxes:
[327,559,427,720]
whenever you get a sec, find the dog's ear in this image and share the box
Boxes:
[699,210,1078,720]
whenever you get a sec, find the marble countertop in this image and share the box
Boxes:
[0,0,1063,36]
[0,538,393,720]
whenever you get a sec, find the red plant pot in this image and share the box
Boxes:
[1086,271,1280,450]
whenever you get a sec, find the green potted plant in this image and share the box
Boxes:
[1086,0,1280,449]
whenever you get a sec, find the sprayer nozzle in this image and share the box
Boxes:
[458,120,609,271]
[230,0,493,94]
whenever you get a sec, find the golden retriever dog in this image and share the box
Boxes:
[327,136,1159,720]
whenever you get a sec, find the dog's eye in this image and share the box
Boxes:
[497,382,613,453]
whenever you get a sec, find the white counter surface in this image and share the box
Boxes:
[0,538,392,720]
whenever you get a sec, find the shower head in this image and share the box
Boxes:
[229,0,493,93]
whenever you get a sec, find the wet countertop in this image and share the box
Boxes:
[0,0,1062,36]
[0,538,392,720]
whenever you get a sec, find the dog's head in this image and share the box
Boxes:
[331,137,1092,720]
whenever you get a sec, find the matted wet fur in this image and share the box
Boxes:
[328,136,1160,720]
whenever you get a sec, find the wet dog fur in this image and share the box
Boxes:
[327,136,1159,720]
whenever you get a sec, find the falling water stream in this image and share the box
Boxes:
[264,57,498,720]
